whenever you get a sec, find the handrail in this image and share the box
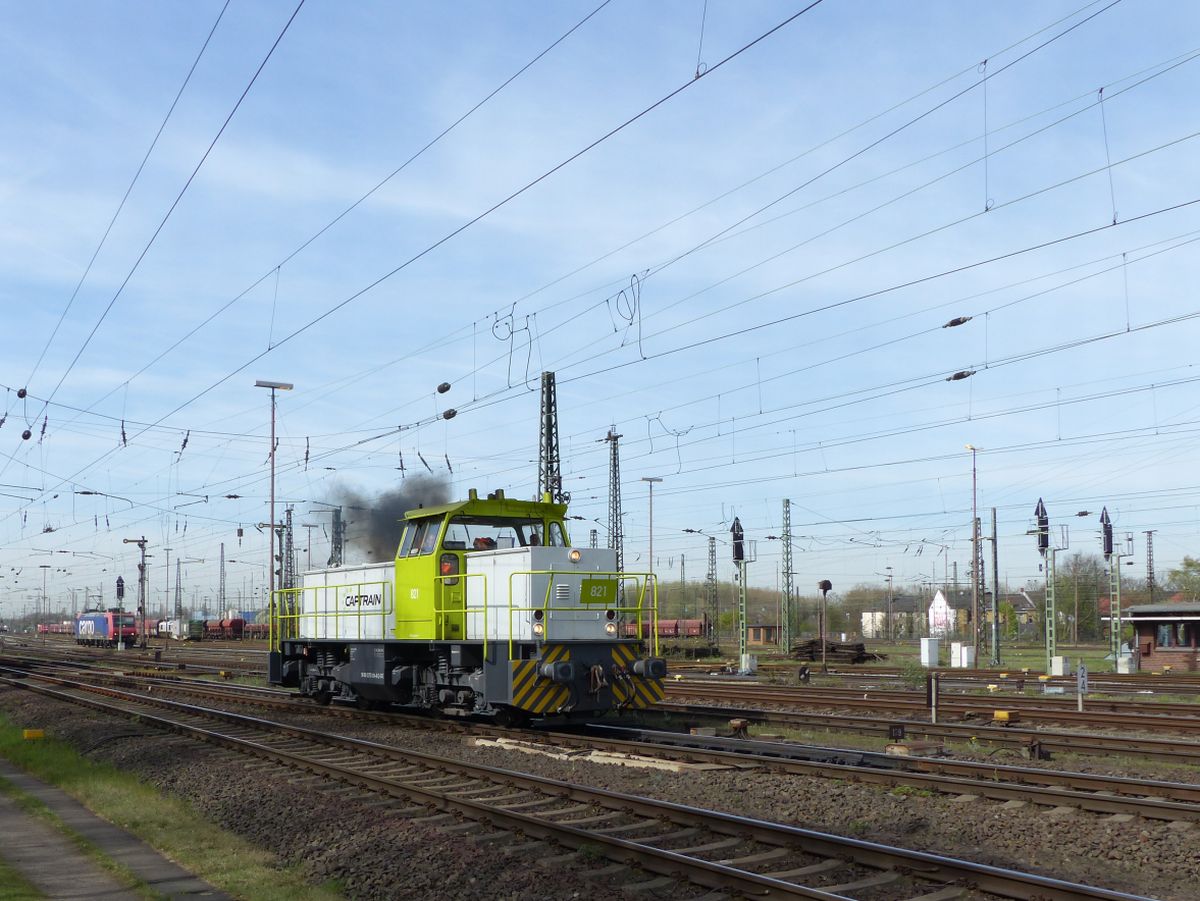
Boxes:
[270,566,660,662]
[271,580,391,648]
[503,569,658,659]
[433,572,488,657]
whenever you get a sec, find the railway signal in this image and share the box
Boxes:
[818,579,833,673]
[121,537,148,649]
[1035,498,1049,556]
[1033,500,1058,673]
[731,517,748,670]
[1099,507,1132,670]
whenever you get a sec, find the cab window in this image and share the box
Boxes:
[403,517,443,557]
[444,516,579,550]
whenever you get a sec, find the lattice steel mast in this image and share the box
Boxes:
[705,535,718,641]
[327,507,345,567]
[537,372,568,503]
[283,506,296,590]
[781,499,794,653]
[605,428,623,580]
[1145,530,1157,603]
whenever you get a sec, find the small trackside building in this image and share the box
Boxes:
[1124,602,1200,671]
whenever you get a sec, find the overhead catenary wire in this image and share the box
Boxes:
[58,0,617,432]
[4,5,1195,599]
[1,2,830,524]
[22,0,233,391]
[5,0,308,497]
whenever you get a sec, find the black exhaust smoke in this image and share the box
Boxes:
[332,475,450,562]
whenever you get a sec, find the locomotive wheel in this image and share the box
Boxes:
[313,690,333,706]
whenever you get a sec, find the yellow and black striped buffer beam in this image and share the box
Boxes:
[510,644,571,714]
[610,643,665,708]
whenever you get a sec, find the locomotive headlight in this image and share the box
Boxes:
[532,621,545,637]
[604,622,617,635]
[568,548,582,563]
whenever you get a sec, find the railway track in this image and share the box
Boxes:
[12,646,1200,764]
[667,661,1200,696]
[0,667,1154,900]
[656,702,1200,763]
[3,637,265,677]
[663,680,1200,733]
[15,663,1200,826]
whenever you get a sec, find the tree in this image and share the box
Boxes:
[1167,556,1200,601]
[1053,552,1107,642]
[999,601,1018,639]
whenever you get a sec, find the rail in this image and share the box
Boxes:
[0,668,1152,901]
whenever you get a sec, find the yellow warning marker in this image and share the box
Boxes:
[992,710,1018,724]
[1038,674,1051,682]
[986,684,1000,692]
[22,729,44,741]
[998,673,1008,679]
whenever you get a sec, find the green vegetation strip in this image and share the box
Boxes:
[0,857,45,900]
[0,776,157,900]
[0,712,343,901]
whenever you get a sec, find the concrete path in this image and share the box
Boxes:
[0,759,230,899]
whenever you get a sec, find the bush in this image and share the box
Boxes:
[899,658,927,690]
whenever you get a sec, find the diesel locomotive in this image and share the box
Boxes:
[269,489,666,722]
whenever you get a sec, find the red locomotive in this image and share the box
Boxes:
[74,609,139,647]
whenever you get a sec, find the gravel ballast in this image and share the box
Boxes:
[2,683,1195,900]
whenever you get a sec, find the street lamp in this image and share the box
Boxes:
[39,564,51,644]
[641,477,663,581]
[965,444,981,664]
[255,380,293,604]
[874,566,894,642]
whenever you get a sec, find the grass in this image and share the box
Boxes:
[0,713,344,901]
[858,641,1118,672]
[0,777,158,900]
[0,857,44,900]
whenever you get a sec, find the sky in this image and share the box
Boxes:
[1,0,1199,619]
